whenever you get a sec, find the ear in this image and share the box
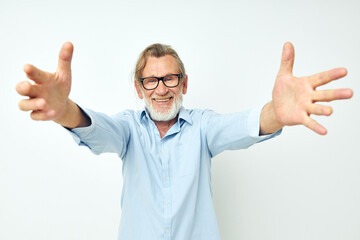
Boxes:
[182,74,188,95]
[134,81,144,99]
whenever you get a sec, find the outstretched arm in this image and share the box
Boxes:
[260,42,353,135]
[16,42,90,129]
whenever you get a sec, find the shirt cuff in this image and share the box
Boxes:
[64,108,96,145]
[247,106,282,142]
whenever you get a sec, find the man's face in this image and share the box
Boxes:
[135,55,188,121]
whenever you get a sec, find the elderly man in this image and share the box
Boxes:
[16,42,352,240]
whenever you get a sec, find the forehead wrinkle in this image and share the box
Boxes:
[142,55,180,78]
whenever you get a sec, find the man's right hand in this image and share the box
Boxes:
[16,42,90,128]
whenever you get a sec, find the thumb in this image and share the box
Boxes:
[57,42,74,73]
[278,42,294,75]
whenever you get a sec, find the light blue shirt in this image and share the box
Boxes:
[69,106,280,240]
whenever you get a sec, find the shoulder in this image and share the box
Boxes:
[179,108,217,126]
[111,109,144,120]
[183,108,215,117]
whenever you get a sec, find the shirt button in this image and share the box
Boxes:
[165,200,170,205]
[164,176,168,181]
[165,228,170,233]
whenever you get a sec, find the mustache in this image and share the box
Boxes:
[150,93,175,99]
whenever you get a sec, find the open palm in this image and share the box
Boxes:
[272,42,353,135]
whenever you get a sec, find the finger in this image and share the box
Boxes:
[313,88,353,102]
[57,42,73,74]
[278,42,295,75]
[18,98,46,111]
[30,109,55,121]
[303,116,327,135]
[16,81,39,97]
[23,64,52,84]
[309,68,347,88]
[306,104,333,116]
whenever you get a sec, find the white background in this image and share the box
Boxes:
[1,0,359,239]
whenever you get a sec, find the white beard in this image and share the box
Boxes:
[141,90,183,122]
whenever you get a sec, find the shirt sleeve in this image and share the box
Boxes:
[66,108,132,158]
[204,106,281,157]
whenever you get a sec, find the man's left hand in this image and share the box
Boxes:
[260,42,353,135]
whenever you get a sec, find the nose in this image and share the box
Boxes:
[155,80,168,95]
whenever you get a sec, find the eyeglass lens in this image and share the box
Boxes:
[143,75,179,90]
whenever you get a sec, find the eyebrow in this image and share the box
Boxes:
[142,73,179,78]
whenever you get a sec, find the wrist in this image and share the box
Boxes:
[260,101,284,135]
[53,99,90,129]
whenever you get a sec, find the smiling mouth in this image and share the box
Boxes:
[152,97,173,102]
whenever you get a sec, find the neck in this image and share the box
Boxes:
[153,116,178,138]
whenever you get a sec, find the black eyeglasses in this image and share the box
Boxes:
[140,73,182,90]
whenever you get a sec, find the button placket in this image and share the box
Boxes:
[161,140,171,240]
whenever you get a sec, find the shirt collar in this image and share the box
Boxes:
[178,107,193,125]
[140,106,193,125]
[140,108,149,122]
